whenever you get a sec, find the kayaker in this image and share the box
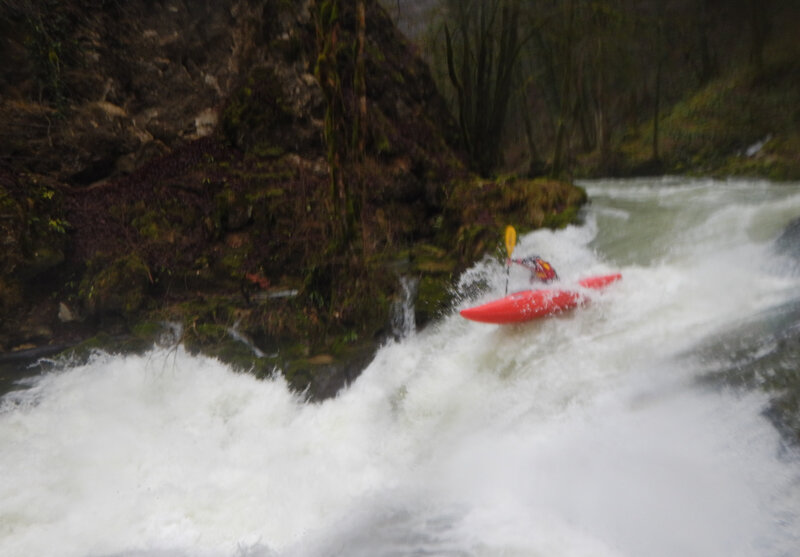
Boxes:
[510,255,559,283]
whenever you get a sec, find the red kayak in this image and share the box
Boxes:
[460,273,622,324]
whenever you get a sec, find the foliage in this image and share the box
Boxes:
[415,0,800,178]
[0,171,69,282]
[618,47,800,179]
[1,0,81,109]
[444,175,586,262]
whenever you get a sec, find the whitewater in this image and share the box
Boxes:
[2,177,800,556]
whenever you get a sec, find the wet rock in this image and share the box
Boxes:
[0,0,317,185]
[81,254,152,316]
[776,217,800,258]
[58,302,78,323]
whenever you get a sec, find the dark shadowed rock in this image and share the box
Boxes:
[0,0,586,398]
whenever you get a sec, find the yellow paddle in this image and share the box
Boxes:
[504,225,517,294]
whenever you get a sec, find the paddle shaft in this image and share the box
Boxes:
[504,226,516,294]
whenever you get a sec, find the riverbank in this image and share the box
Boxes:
[0,1,587,399]
[577,36,800,181]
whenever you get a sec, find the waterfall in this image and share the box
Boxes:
[391,275,418,339]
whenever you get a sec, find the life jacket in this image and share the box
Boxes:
[515,256,558,283]
[532,257,558,282]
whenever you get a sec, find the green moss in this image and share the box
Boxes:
[58,322,166,362]
[618,50,800,178]
[214,187,253,231]
[259,187,286,199]
[21,5,74,110]
[183,322,228,349]
[132,209,165,240]
[80,253,152,316]
[440,175,586,270]
[366,42,386,64]
[221,67,294,152]
[25,246,65,277]
[217,249,249,280]
[175,296,236,326]
[130,320,163,340]
[415,274,453,326]
[282,360,315,392]
[181,321,274,377]
[542,204,583,229]
[0,178,70,282]
[249,143,285,159]
[412,243,457,274]
[59,333,116,363]
[376,134,392,155]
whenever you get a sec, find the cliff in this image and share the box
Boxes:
[0,0,586,397]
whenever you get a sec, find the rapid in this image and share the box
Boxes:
[2,177,800,556]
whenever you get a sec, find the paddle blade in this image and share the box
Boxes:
[504,225,517,258]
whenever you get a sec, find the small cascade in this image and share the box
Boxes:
[157,321,183,347]
[391,276,418,340]
[227,319,267,358]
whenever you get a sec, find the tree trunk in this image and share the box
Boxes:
[696,0,715,83]
[550,0,575,177]
[354,0,367,158]
[444,0,523,176]
[652,56,661,162]
[748,0,768,75]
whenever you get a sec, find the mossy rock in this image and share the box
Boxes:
[58,321,168,363]
[221,66,295,153]
[214,186,254,231]
[281,337,378,399]
[415,273,454,327]
[58,333,118,363]
[21,245,65,278]
[445,176,587,263]
[0,179,69,281]
[412,243,457,274]
[0,187,24,273]
[131,205,169,241]
[0,278,22,315]
[182,321,274,377]
[80,254,152,316]
[281,358,317,394]
[171,296,240,328]
[542,204,584,229]
[453,223,494,263]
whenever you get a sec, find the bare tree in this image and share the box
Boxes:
[444,0,526,176]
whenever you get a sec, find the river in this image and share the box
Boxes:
[2,177,800,556]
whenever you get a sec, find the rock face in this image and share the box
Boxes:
[0,0,320,185]
[1,0,319,354]
[0,0,586,397]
